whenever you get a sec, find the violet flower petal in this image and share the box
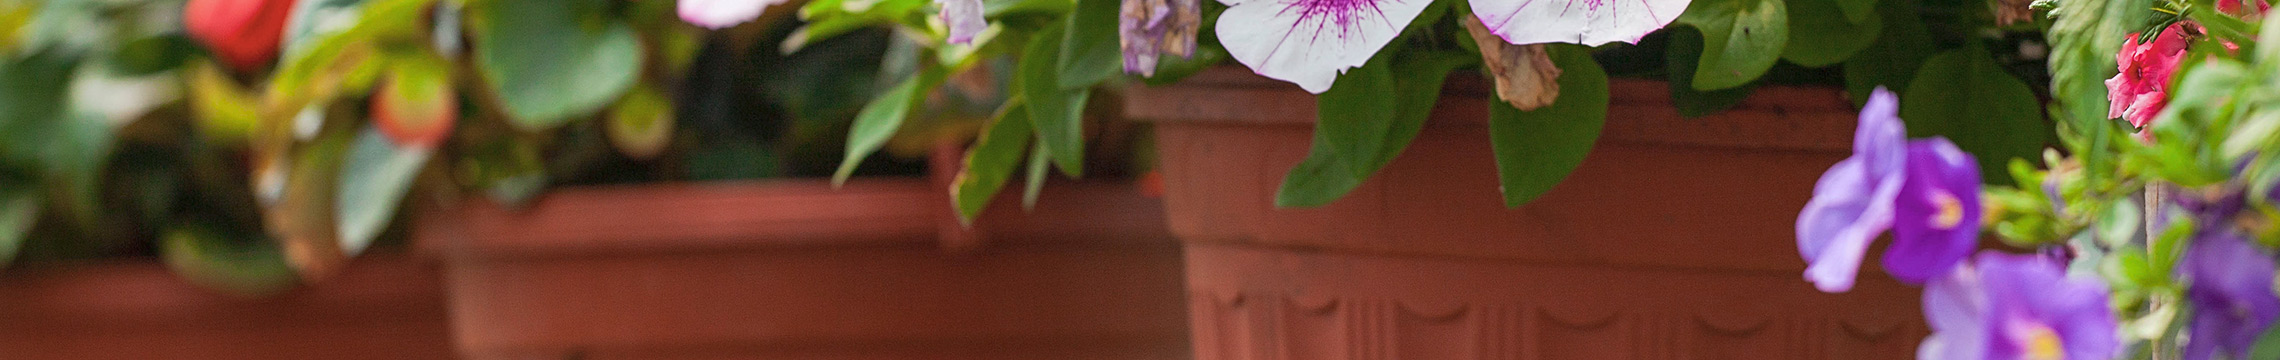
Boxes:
[1797,88,1907,293]
[941,0,986,44]
[1885,138,1982,285]
[2184,231,2280,360]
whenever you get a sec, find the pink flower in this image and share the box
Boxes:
[2218,0,2269,15]
[2106,23,2191,129]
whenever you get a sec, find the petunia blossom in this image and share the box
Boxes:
[1797,88,1908,293]
[1120,0,1201,76]
[2183,231,2280,360]
[1918,252,2118,360]
[1883,138,1982,285]
[1469,0,1689,46]
[1213,0,1433,93]
[677,0,786,30]
[941,0,987,44]
[2108,22,2191,129]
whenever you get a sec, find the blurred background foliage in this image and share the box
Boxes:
[0,0,976,296]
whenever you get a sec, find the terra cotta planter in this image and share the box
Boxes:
[414,176,1190,359]
[0,256,454,359]
[1125,68,1926,359]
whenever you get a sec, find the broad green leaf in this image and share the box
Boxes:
[952,99,1035,223]
[1899,47,2051,185]
[1059,0,1123,89]
[834,68,947,185]
[1840,0,1931,103]
[1676,0,1787,90]
[1831,0,1875,24]
[335,127,431,258]
[472,0,642,129]
[1665,26,1758,118]
[1489,44,1607,208]
[1019,23,1090,177]
[1274,50,1472,208]
[1312,53,1398,178]
[162,225,299,297]
[1780,0,1879,67]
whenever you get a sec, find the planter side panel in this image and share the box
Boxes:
[1132,72,1924,360]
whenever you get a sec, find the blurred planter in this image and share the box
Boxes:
[1126,68,1926,359]
[415,168,1189,359]
[0,256,455,359]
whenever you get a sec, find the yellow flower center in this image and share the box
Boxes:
[2020,323,2065,360]
[1932,191,1965,229]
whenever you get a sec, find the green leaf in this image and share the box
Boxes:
[951,99,1035,223]
[1274,51,1472,207]
[1059,0,1123,89]
[472,0,642,129]
[1831,0,1875,24]
[335,127,432,258]
[1313,54,1399,177]
[1899,47,2051,185]
[282,0,368,59]
[1664,26,1758,118]
[833,68,947,185]
[162,225,299,297]
[2045,0,2140,185]
[1019,23,1090,177]
[1022,140,1051,210]
[1676,0,1788,90]
[0,184,39,267]
[1490,44,1608,207]
[1840,0,1931,103]
[1780,0,1879,67]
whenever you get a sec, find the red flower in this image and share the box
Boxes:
[184,0,298,72]
[2107,22,2191,129]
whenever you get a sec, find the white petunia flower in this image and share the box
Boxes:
[679,0,785,30]
[1470,0,1689,46]
[1214,0,1432,93]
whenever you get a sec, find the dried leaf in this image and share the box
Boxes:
[1463,17,1561,111]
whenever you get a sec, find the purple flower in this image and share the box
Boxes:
[2184,231,2280,360]
[1919,252,2119,360]
[1884,138,1983,285]
[1215,0,1433,93]
[1797,88,1908,292]
[1120,0,1200,77]
[941,0,986,44]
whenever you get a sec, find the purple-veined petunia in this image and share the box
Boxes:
[1918,252,2118,360]
[1468,0,1688,46]
[1797,88,1908,293]
[941,0,987,44]
[1883,138,1982,285]
[1121,0,1201,76]
[2184,231,2280,360]
[1213,0,1433,93]
[678,0,785,30]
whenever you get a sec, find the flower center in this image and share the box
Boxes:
[2017,323,2066,360]
[1931,191,1965,229]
